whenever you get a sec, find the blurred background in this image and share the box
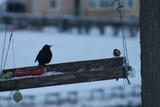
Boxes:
[0,0,140,107]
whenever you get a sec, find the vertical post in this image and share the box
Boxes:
[140,0,160,106]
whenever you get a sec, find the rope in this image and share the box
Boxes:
[117,0,131,85]
[11,0,16,68]
[12,36,16,67]
[111,0,130,66]
[117,0,130,65]
[1,0,16,69]
[0,25,8,69]
[124,0,133,18]
[3,34,13,69]
[112,0,131,86]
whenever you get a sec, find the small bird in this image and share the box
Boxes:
[35,45,52,66]
[113,49,121,58]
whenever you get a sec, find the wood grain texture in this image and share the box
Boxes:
[0,57,127,92]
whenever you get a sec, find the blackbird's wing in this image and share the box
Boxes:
[46,50,52,63]
[35,48,52,65]
[35,50,43,63]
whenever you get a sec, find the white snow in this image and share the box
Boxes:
[0,26,140,106]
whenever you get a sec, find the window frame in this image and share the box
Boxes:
[49,0,60,11]
[88,0,135,11]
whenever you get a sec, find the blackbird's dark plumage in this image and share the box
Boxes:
[35,45,52,65]
[113,49,121,58]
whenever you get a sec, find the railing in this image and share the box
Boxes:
[0,13,139,37]
[0,84,141,107]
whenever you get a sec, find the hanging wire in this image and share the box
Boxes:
[0,9,10,69]
[11,35,16,67]
[124,0,133,18]
[11,0,16,68]
[3,34,13,69]
[112,0,130,65]
[112,0,131,86]
[117,0,131,85]
[1,0,16,69]
[118,0,129,65]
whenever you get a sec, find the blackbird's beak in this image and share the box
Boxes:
[49,45,52,47]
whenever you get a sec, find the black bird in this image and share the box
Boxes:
[35,45,52,65]
[113,49,121,58]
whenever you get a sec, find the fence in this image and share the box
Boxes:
[0,13,139,37]
[0,84,141,107]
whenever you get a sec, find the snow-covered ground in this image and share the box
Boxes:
[0,26,140,106]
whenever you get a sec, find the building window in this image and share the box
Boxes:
[123,0,134,8]
[89,0,97,8]
[89,0,134,10]
[50,0,59,10]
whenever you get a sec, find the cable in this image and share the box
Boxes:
[111,0,131,87]
[118,0,131,86]
[11,0,16,68]
[0,25,8,69]
[117,0,130,65]
[12,37,16,68]
[1,0,16,69]
[111,0,130,65]
[3,34,13,69]
[0,1,11,69]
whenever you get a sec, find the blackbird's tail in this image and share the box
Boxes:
[34,57,37,63]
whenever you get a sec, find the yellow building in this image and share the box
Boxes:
[24,0,139,18]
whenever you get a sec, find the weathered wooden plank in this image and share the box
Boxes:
[0,57,128,92]
[3,57,125,74]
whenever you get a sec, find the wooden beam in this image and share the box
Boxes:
[0,57,128,92]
